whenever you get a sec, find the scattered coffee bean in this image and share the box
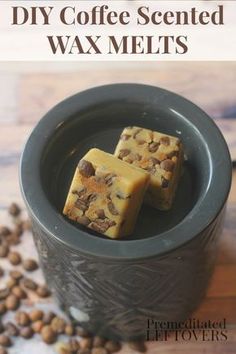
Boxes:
[0,267,4,278]
[0,335,11,347]
[0,347,8,354]
[8,251,21,265]
[105,340,121,353]
[10,270,23,281]
[78,160,95,178]
[43,311,56,325]
[92,348,108,354]
[160,159,175,172]
[127,341,147,353]
[118,149,130,159]
[5,233,20,246]
[0,245,9,258]
[23,259,38,272]
[64,324,75,336]
[160,136,170,146]
[8,203,21,217]
[76,326,90,338]
[6,278,18,289]
[0,304,6,315]
[51,317,66,334]
[11,286,27,299]
[20,326,33,339]
[137,139,146,145]
[36,285,51,298]
[32,320,44,334]
[15,311,31,326]
[13,224,23,237]
[41,325,57,344]
[0,288,10,300]
[29,309,44,322]
[68,338,80,351]
[4,322,19,337]
[93,336,106,348]
[0,227,11,237]
[21,277,37,291]
[80,337,93,350]
[5,295,20,311]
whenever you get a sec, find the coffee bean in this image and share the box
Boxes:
[95,209,106,219]
[0,227,11,237]
[36,285,51,298]
[118,149,130,159]
[75,199,88,212]
[127,341,147,353]
[6,278,18,290]
[68,338,80,351]
[105,340,121,353]
[5,295,20,311]
[76,216,90,226]
[22,277,37,291]
[10,270,23,281]
[160,136,170,146]
[93,336,106,348]
[23,259,38,272]
[137,139,146,145]
[0,245,9,258]
[0,335,11,347]
[8,203,21,217]
[0,304,6,315]
[91,348,108,354]
[0,288,10,300]
[4,322,19,337]
[76,326,90,338]
[11,286,27,299]
[32,320,44,334]
[78,160,95,178]
[107,201,119,216]
[20,326,33,339]
[161,177,169,188]
[43,311,56,325]
[64,324,75,336]
[160,159,175,172]
[0,267,4,278]
[14,224,23,237]
[8,251,21,265]
[41,325,57,344]
[148,142,159,153]
[120,134,131,141]
[29,309,44,322]
[80,337,93,350]
[15,311,31,326]
[51,317,66,334]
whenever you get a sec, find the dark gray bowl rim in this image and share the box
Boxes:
[20,83,232,260]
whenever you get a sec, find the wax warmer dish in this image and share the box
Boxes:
[20,84,232,340]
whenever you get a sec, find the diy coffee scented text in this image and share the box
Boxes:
[11,4,225,55]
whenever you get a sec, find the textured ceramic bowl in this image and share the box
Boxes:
[20,84,232,340]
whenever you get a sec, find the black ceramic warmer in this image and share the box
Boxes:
[20,84,232,340]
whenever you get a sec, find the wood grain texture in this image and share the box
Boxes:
[0,63,235,353]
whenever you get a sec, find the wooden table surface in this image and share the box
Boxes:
[0,62,236,353]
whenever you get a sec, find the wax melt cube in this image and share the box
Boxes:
[114,126,183,210]
[63,148,149,239]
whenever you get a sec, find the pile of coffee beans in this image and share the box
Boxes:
[0,203,147,354]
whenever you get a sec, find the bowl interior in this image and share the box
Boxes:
[41,99,209,240]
